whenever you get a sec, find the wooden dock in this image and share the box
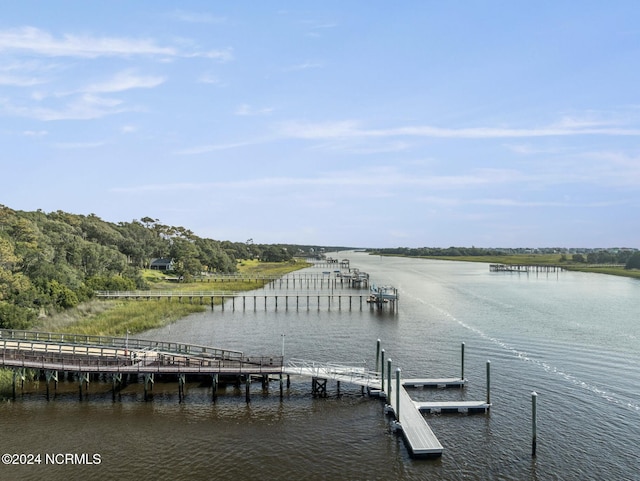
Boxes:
[195,272,370,289]
[490,263,564,273]
[95,291,373,312]
[2,329,493,459]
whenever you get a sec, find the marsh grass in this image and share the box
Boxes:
[37,259,310,337]
[5,260,310,395]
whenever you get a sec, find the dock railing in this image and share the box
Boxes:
[0,329,244,362]
[285,359,381,388]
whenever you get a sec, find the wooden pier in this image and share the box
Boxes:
[0,329,283,402]
[95,291,376,312]
[1,329,492,460]
[490,264,564,273]
[195,271,369,289]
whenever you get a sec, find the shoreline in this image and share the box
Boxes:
[376,254,640,279]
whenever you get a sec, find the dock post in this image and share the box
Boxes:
[178,374,186,402]
[486,361,491,405]
[45,370,58,401]
[337,380,341,397]
[78,372,90,401]
[461,342,465,381]
[144,373,154,401]
[111,373,122,401]
[245,375,251,403]
[375,339,381,372]
[279,373,283,399]
[212,374,218,402]
[387,359,392,396]
[395,368,401,421]
[381,349,385,392]
[532,391,538,457]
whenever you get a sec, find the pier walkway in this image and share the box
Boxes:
[0,329,281,376]
[95,290,373,311]
[1,330,490,458]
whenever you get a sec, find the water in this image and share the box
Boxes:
[2,252,639,480]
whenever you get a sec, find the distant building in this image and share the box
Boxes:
[150,258,174,271]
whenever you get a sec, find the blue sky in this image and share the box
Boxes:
[1,2,639,248]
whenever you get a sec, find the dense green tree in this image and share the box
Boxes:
[625,252,640,270]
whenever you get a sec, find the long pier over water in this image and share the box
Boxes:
[95,290,376,311]
[1,330,490,458]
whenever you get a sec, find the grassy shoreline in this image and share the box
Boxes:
[0,260,309,395]
[35,259,310,337]
[380,254,640,279]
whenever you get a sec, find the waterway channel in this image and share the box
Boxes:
[1,251,639,480]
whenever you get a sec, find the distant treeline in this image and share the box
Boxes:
[0,205,344,329]
[368,246,640,267]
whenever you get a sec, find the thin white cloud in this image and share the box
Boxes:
[173,139,267,155]
[0,74,45,87]
[234,103,273,116]
[417,196,629,208]
[53,141,106,149]
[112,167,521,194]
[83,70,165,93]
[284,62,323,71]
[170,10,227,24]
[2,93,130,121]
[278,119,640,140]
[0,26,231,60]
[22,130,48,136]
[197,73,223,85]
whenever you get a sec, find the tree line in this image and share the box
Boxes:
[369,246,640,268]
[0,205,328,330]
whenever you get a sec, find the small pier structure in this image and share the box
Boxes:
[489,264,564,273]
[96,290,372,312]
[375,341,491,457]
[366,285,399,311]
[0,329,282,402]
[2,330,492,459]
[195,271,369,289]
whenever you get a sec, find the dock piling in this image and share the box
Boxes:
[532,391,538,457]
[486,361,491,405]
[380,349,385,392]
[395,368,401,421]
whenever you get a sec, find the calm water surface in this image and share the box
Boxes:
[2,252,639,480]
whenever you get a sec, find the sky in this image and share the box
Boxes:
[1,1,639,248]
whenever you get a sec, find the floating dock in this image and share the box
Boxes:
[386,376,444,456]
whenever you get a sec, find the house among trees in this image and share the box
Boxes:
[150,258,175,271]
